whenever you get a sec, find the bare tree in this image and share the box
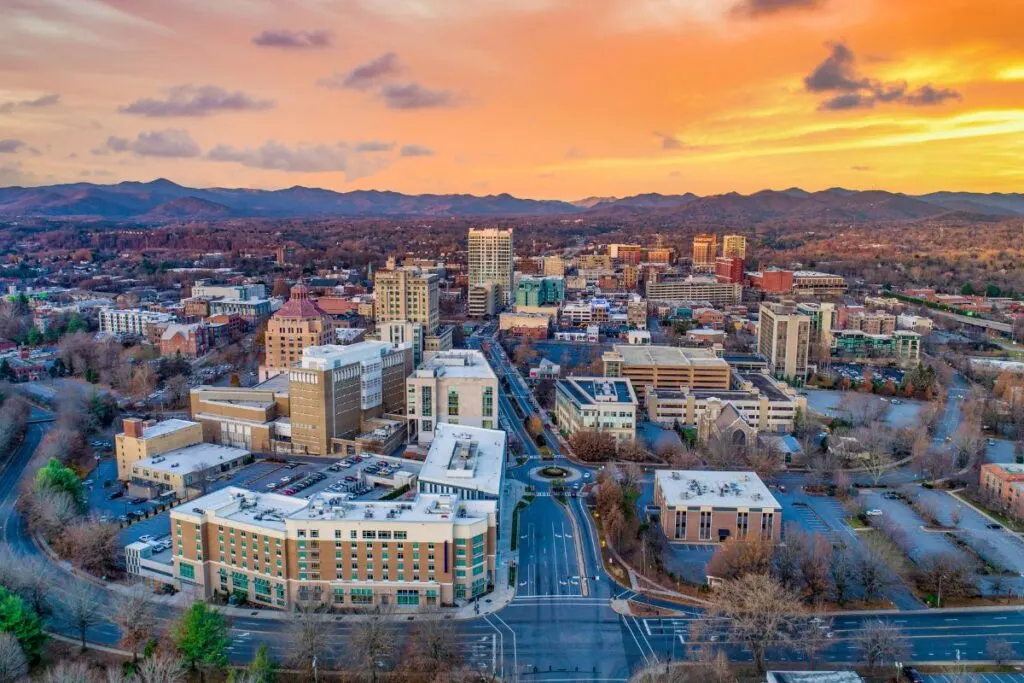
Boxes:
[0,550,55,615]
[350,606,395,683]
[706,573,804,675]
[858,546,895,603]
[829,545,854,605]
[65,581,104,651]
[855,426,895,486]
[21,487,77,537]
[404,612,464,680]
[57,520,120,578]
[114,586,157,662]
[0,632,28,683]
[857,619,909,669]
[986,637,1014,665]
[136,652,188,683]
[288,606,332,680]
[40,660,94,683]
[799,613,834,670]
[917,553,973,607]
[706,537,773,581]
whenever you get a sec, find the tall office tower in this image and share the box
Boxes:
[691,234,718,271]
[468,228,514,308]
[757,302,811,382]
[374,267,440,335]
[722,234,747,259]
[260,285,334,381]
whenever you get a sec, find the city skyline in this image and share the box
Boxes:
[2,0,1023,198]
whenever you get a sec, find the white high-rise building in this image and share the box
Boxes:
[468,228,514,309]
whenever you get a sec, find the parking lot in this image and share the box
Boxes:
[860,490,972,565]
[661,543,717,584]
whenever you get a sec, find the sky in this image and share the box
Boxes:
[1,0,1023,199]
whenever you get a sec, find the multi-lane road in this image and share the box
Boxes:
[4,343,1024,679]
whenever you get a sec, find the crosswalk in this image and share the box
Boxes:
[784,505,837,541]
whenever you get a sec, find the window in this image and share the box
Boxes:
[397,589,419,606]
[699,511,712,541]
[737,512,749,539]
[179,563,195,580]
[362,531,376,540]
[482,387,494,416]
[394,531,407,540]
[761,512,775,539]
[421,387,432,417]
[447,389,459,416]
[351,588,373,605]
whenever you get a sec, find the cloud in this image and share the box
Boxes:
[379,83,455,109]
[101,129,202,158]
[904,84,962,106]
[564,146,587,160]
[355,140,395,152]
[0,139,27,154]
[733,0,824,17]
[319,52,403,91]
[0,93,60,115]
[207,140,372,176]
[399,144,434,157]
[0,162,34,186]
[653,131,686,150]
[850,165,872,171]
[805,42,961,111]
[119,85,274,117]
[251,29,333,49]
[80,169,114,178]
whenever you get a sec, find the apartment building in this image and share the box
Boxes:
[498,312,550,339]
[647,373,806,434]
[406,350,498,445]
[845,310,897,335]
[160,323,212,358]
[289,342,412,456]
[627,297,648,329]
[468,282,500,318]
[721,234,747,259]
[691,234,718,271]
[419,423,505,500]
[715,257,744,285]
[191,281,267,300]
[795,302,836,350]
[654,470,781,543]
[645,276,742,306]
[980,463,1024,520]
[791,271,847,296]
[99,308,175,338]
[757,302,810,382]
[602,344,731,403]
[261,285,335,381]
[542,255,565,276]
[833,329,921,363]
[116,418,205,481]
[169,487,497,610]
[555,377,638,442]
[515,275,565,307]
[208,298,272,323]
[468,228,514,308]
[374,267,441,335]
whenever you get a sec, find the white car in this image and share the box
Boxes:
[138,535,153,543]
[865,509,883,516]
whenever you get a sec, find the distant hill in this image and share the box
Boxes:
[0,179,1022,223]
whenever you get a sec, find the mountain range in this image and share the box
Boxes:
[1,178,1023,223]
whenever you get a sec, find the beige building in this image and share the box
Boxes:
[289,342,413,456]
[645,277,741,306]
[655,470,781,544]
[602,344,731,403]
[129,442,252,499]
[846,310,897,336]
[261,285,335,381]
[406,350,498,445]
[169,487,497,610]
[555,377,638,443]
[374,267,441,335]
[189,380,291,454]
[116,418,204,481]
[542,255,566,276]
[722,234,747,259]
[647,373,806,434]
[468,282,500,318]
[627,297,648,330]
[691,234,718,271]
[468,228,514,309]
[758,302,811,382]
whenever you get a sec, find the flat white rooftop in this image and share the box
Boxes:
[176,487,495,531]
[420,423,505,496]
[132,443,250,475]
[655,470,780,510]
[608,344,729,368]
[300,341,394,370]
[413,350,496,380]
[134,418,198,440]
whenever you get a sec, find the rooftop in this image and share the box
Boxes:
[607,344,729,369]
[420,423,506,496]
[132,443,250,475]
[413,350,496,380]
[557,377,637,406]
[131,418,198,440]
[299,341,396,371]
[176,487,495,531]
[655,470,781,509]
[742,372,795,402]
[253,373,290,393]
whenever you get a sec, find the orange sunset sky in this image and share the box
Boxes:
[1,0,1023,199]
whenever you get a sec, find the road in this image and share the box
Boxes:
[4,348,1024,678]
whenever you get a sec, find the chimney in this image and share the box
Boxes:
[123,418,144,438]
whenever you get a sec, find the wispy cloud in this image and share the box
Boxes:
[319,52,403,91]
[732,0,825,18]
[0,93,61,115]
[0,139,28,154]
[379,83,456,110]
[399,144,434,157]
[99,129,202,158]
[252,29,333,49]
[119,85,274,117]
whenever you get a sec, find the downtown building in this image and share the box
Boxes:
[374,266,453,366]
[169,487,497,610]
[99,308,175,338]
[468,228,514,311]
[757,302,811,382]
[405,350,498,445]
[260,285,335,381]
[645,275,742,307]
[691,234,718,272]
[654,470,781,543]
[602,344,731,403]
[555,377,638,443]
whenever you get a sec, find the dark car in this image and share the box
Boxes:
[130,497,147,505]
[987,523,1003,530]
[107,491,124,500]
[902,666,924,683]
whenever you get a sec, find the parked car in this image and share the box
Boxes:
[130,497,147,505]
[902,667,924,683]
[139,535,152,543]
[987,523,1003,530]
[107,491,124,500]
[865,509,884,516]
